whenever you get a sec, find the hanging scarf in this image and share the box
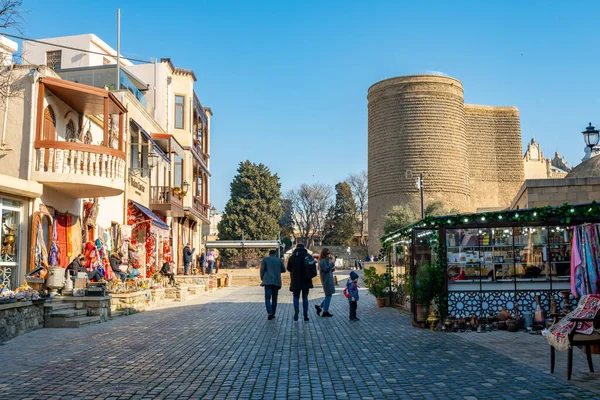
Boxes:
[34,220,49,277]
[48,217,59,267]
[66,212,72,258]
[571,227,584,297]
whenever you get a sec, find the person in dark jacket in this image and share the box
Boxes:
[287,243,314,321]
[109,252,127,282]
[315,248,335,317]
[67,254,103,282]
[183,243,195,275]
[160,261,175,286]
[198,250,207,275]
[261,249,286,320]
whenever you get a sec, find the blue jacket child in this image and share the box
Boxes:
[347,271,360,321]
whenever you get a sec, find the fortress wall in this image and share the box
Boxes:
[464,105,524,210]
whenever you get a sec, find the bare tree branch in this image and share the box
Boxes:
[0,0,23,32]
[287,183,332,248]
[347,171,368,245]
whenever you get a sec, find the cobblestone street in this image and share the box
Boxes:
[1,280,599,399]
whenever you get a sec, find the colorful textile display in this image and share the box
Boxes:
[65,212,72,258]
[48,217,59,267]
[34,220,49,278]
[548,294,600,351]
[571,224,600,297]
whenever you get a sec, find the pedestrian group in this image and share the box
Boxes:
[260,243,360,322]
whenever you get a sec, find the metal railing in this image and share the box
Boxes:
[150,186,183,208]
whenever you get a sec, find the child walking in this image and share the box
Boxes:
[347,271,360,321]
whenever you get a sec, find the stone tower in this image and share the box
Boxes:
[367,75,524,254]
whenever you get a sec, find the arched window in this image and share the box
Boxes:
[65,119,77,142]
[43,106,56,141]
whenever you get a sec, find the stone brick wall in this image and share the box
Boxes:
[0,301,45,342]
[465,105,524,211]
[367,75,524,254]
[510,177,600,209]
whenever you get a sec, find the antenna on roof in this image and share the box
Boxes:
[116,8,121,90]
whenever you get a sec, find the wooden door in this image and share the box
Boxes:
[55,213,68,266]
[43,106,56,170]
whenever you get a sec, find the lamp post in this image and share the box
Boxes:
[583,122,600,156]
[415,173,424,219]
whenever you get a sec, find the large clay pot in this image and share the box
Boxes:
[497,306,511,321]
[46,266,65,296]
[416,303,429,321]
[376,298,386,308]
[507,320,519,332]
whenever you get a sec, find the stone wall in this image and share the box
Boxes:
[510,177,600,209]
[367,74,524,254]
[311,246,368,260]
[465,105,524,211]
[0,301,45,342]
[71,297,111,322]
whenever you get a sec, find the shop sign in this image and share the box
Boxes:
[129,175,146,196]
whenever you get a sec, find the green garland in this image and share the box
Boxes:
[381,201,600,252]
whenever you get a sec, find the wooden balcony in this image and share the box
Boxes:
[193,196,209,218]
[149,186,184,217]
[33,140,126,197]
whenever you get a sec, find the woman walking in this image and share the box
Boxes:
[315,248,335,317]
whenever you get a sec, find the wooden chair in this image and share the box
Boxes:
[550,313,600,380]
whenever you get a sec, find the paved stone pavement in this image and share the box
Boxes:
[1,277,599,399]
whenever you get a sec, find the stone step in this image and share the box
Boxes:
[63,316,101,328]
[50,309,87,318]
[111,310,126,318]
[44,302,75,311]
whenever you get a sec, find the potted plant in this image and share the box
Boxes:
[363,267,387,307]
[173,186,181,196]
[414,264,445,322]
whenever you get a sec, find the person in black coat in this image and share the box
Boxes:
[109,252,127,283]
[160,261,175,286]
[287,244,314,321]
[183,243,195,275]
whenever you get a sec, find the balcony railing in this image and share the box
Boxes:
[150,186,183,208]
[34,140,126,180]
[193,196,209,217]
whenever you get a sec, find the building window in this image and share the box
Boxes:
[65,119,77,142]
[130,128,139,170]
[1,197,22,289]
[46,50,62,70]
[174,155,183,188]
[141,135,149,178]
[175,95,184,129]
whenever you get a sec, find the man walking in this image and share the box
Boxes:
[261,249,286,320]
[183,243,195,275]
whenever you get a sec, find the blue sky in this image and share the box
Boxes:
[17,1,600,210]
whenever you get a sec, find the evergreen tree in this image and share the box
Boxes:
[384,205,417,234]
[218,161,282,257]
[322,182,357,245]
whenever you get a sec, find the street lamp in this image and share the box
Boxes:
[183,180,190,193]
[583,122,600,152]
[209,206,217,218]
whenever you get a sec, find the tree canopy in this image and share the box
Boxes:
[383,205,417,234]
[218,161,282,244]
[322,182,357,245]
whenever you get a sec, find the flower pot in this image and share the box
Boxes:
[376,298,386,308]
[416,303,429,321]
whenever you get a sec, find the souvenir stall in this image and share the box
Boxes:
[127,201,170,278]
[382,202,600,325]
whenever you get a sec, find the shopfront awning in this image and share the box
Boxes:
[130,200,170,231]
